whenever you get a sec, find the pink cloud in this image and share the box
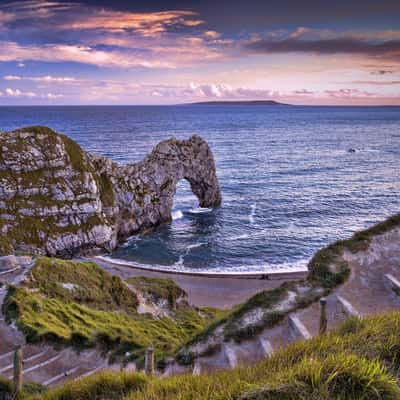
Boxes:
[0,41,177,68]
[5,87,36,97]
[1,86,64,99]
[203,30,221,39]
[61,10,203,37]
[4,74,77,82]
[0,1,204,37]
[0,1,224,69]
[294,89,315,95]
[144,82,279,101]
[324,88,376,98]
[244,28,400,62]
[351,80,400,85]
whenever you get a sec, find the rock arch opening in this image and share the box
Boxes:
[172,179,199,217]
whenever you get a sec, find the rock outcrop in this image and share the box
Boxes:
[0,126,221,256]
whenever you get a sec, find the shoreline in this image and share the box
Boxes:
[94,255,309,280]
[91,256,309,308]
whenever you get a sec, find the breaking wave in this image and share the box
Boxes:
[172,210,184,220]
[97,255,309,275]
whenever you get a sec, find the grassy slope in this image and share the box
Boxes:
[29,257,139,312]
[3,258,220,366]
[15,310,400,400]
[127,276,186,308]
[178,214,400,356]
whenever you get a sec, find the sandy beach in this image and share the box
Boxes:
[91,257,308,309]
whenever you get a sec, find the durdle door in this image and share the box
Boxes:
[0,126,221,257]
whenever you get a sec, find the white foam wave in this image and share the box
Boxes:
[229,229,268,241]
[188,207,213,214]
[186,242,206,250]
[96,255,309,275]
[249,203,256,224]
[172,210,184,220]
[121,235,142,248]
[230,233,251,241]
[175,254,185,267]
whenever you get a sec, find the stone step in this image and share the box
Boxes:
[41,365,81,386]
[0,350,14,366]
[384,274,400,296]
[223,344,238,369]
[74,364,106,381]
[258,337,273,357]
[9,353,63,380]
[50,365,100,387]
[336,295,361,318]
[25,349,107,385]
[288,315,312,340]
[0,344,44,369]
[0,348,49,374]
[0,266,21,276]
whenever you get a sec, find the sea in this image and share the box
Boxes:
[1,105,399,273]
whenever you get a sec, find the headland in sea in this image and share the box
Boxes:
[1,105,398,275]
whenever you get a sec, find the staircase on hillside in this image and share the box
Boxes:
[185,259,400,375]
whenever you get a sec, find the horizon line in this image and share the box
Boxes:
[0,103,400,107]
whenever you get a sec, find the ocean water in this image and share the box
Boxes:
[1,105,399,273]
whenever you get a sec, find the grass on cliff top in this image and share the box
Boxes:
[18,310,400,400]
[15,126,116,208]
[29,257,138,312]
[127,276,187,308]
[14,126,87,173]
[3,258,220,367]
[308,213,400,289]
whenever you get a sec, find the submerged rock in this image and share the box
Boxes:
[0,126,221,256]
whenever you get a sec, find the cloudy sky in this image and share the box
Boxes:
[0,0,399,105]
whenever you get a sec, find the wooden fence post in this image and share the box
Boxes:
[13,345,23,397]
[145,346,154,376]
[319,297,327,335]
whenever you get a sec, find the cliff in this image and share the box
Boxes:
[0,126,221,256]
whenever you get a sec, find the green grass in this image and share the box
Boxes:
[30,371,148,400]
[238,354,400,400]
[3,258,220,367]
[20,310,400,400]
[0,375,46,399]
[29,257,138,312]
[308,213,400,288]
[127,276,187,308]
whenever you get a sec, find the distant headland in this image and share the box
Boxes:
[185,100,290,106]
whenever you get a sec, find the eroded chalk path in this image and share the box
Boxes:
[165,225,400,375]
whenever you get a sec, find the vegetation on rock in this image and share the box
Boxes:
[28,257,138,312]
[127,276,186,308]
[3,258,220,367]
[4,310,400,399]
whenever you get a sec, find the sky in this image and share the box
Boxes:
[0,0,399,105]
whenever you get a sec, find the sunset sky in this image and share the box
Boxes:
[0,0,399,105]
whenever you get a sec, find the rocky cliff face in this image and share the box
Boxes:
[0,126,221,256]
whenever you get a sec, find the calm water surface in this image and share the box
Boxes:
[1,105,399,273]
